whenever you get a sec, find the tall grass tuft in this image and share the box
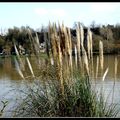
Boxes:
[13,22,120,117]
[13,71,119,117]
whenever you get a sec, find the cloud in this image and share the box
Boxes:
[51,9,66,17]
[75,3,120,25]
[89,3,118,13]
[34,8,66,17]
[34,8,48,15]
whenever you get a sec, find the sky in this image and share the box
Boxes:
[0,2,120,32]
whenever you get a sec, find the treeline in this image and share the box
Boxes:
[0,26,45,55]
[91,23,120,54]
[0,22,120,55]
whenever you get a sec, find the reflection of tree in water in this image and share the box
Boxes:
[0,57,22,80]
[0,56,48,80]
[0,55,120,81]
[0,58,4,68]
[0,58,4,78]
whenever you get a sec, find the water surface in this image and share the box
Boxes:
[0,55,120,117]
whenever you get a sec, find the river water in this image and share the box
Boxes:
[0,55,120,117]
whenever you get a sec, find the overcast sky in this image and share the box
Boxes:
[0,2,120,31]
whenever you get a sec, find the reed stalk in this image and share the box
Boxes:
[74,45,78,68]
[76,23,82,68]
[67,27,73,71]
[99,40,104,71]
[26,57,35,78]
[102,67,109,82]
[87,28,94,78]
[89,28,93,59]
[49,23,64,96]
[112,56,118,104]
[96,56,99,79]
[14,57,25,80]
[87,29,91,60]
[81,46,89,76]
[13,42,25,71]
[49,24,58,65]
[79,22,84,49]
[59,23,66,56]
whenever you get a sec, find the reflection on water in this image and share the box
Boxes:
[0,56,48,117]
[95,55,120,79]
[0,55,120,117]
[0,56,48,81]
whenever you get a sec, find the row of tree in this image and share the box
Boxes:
[90,22,120,53]
[1,22,120,55]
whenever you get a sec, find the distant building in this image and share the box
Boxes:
[2,47,11,56]
[19,45,25,55]
[40,42,46,52]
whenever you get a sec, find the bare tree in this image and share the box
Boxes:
[90,21,96,29]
